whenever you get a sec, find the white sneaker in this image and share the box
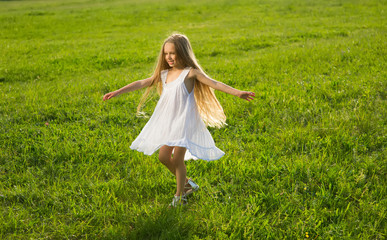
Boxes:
[184,178,199,197]
[169,195,187,207]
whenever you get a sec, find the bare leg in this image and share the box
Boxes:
[159,145,189,184]
[171,146,187,196]
[158,145,176,174]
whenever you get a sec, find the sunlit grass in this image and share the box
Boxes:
[0,0,386,239]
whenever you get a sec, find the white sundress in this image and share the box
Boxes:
[130,67,225,161]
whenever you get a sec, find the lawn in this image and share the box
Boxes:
[0,0,386,239]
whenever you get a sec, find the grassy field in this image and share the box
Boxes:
[0,0,386,239]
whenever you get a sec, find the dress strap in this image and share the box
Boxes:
[161,70,168,85]
[178,67,191,83]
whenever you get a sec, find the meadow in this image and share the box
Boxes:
[0,0,386,239]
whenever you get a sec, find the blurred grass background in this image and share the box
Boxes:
[0,0,386,239]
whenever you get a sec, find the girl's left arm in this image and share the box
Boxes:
[193,69,255,101]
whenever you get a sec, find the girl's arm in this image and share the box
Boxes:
[192,69,255,101]
[103,77,153,101]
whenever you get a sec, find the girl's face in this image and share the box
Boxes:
[164,42,178,68]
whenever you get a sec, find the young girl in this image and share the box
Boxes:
[103,33,255,207]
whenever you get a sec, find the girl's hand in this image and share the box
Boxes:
[103,91,118,101]
[238,91,255,102]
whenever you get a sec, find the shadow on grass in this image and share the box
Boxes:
[104,205,195,240]
[134,207,193,239]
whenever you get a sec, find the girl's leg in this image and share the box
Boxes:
[159,145,190,180]
[171,146,187,196]
[159,145,193,195]
[158,145,175,174]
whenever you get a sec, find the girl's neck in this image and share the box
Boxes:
[169,64,185,72]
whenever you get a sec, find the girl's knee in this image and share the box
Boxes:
[158,145,173,165]
[158,154,169,165]
[171,147,186,165]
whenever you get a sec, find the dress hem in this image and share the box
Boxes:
[130,138,224,161]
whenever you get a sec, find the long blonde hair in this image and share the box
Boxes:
[137,33,226,128]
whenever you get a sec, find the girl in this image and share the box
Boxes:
[103,33,255,207]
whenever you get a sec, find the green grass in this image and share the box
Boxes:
[0,0,386,239]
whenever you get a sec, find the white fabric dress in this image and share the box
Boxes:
[130,67,225,161]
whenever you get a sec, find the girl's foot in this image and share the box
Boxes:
[169,195,187,207]
[184,178,199,197]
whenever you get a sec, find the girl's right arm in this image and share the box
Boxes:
[103,77,153,101]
